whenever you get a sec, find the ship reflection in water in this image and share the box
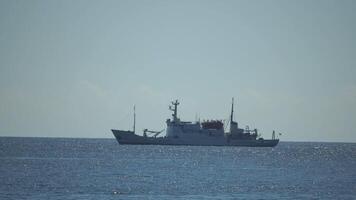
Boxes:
[112,99,279,147]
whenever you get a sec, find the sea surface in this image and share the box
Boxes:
[0,137,355,200]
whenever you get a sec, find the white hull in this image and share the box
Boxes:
[112,130,279,147]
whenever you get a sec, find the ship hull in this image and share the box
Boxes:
[112,129,279,147]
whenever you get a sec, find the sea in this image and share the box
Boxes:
[0,137,355,200]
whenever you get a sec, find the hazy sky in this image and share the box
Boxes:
[1,0,355,142]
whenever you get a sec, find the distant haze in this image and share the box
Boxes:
[1,0,355,142]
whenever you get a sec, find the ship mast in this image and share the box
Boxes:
[133,105,136,133]
[229,97,238,134]
[230,98,234,122]
[169,100,180,122]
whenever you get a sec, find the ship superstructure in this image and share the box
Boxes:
[111,99,279,147]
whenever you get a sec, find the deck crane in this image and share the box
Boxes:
[143,129,165,138]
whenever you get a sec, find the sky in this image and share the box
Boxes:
[0,0,355,142]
